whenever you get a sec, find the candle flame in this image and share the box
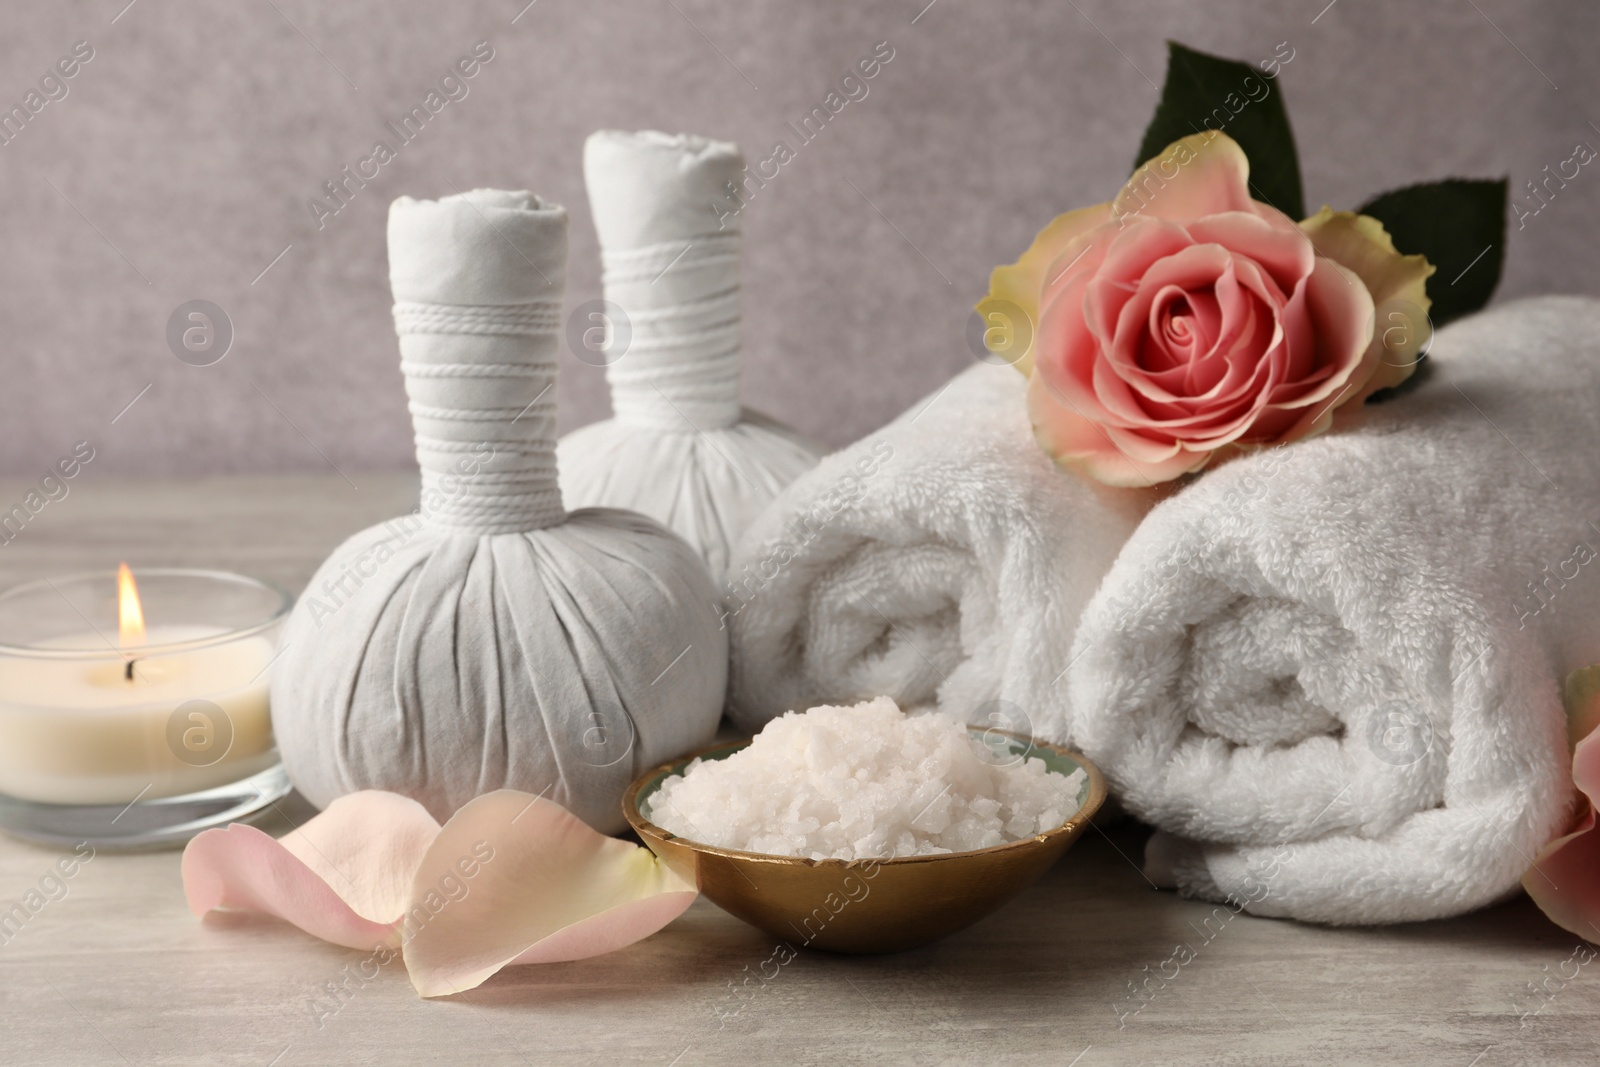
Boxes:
[118,563,145,646]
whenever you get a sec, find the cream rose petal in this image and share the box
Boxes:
[980,202,1112,376]
[181,791,444,950]
[279,791,443,924]
[183,789,697,998]
[182,824,399,951]
[401,791,697,998]
[1112,133,1256,226]
[1299,206,1435,396]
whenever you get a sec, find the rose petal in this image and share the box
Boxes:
[1300,207,1435,398]
[182,822,402,952]
[1187,211,1314,291]
[1034,269,1116,422]
[1105,246,1261,403]
[279,791,443,924]
[1300,208,1432,308]
[1098,255,1283,441]
[1523,804,1600,941]
[1266,258,1375,413]
[1112,133,1256,225]
[506,892,699,965]
[1522,666,1600,939]
[1103,424,1185,464]
[401,791,697,998]
[1027,372,1205,487]
[1087,220,1196,346]
[981,203,1114,376]
[992,131,1399,487]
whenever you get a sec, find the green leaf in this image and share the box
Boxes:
[1135,41,1304,221]
[1356,179,1508,328]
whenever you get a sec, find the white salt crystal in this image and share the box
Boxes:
[645,697,1086,860]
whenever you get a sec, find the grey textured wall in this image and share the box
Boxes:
[0,0,1594,477]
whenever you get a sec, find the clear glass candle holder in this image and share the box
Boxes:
[0,568,292,848]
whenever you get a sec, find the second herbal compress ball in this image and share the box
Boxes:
[557,130,824,583]
[271,189,727,833]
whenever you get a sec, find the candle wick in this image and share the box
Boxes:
[124,657,137,682]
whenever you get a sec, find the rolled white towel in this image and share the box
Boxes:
[725,362,1153,734]
[1069,296,1600,924]
[557,130,823,581]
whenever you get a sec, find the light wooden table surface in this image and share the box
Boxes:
[0,475,1594,1066]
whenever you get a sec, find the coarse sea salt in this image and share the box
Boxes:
[645,697,1086,860]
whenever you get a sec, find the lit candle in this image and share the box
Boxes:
[0,565,285,807]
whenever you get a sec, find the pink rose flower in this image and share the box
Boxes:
[1525,666,1600,939]
[979,132,1433,486]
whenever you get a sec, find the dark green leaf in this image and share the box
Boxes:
[1356,179,1507,328]
[1135,41,1304,221]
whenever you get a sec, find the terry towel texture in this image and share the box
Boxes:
[1069,296,1600,924]
[725,361,1153,734]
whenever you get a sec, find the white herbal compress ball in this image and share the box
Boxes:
[271,189,727,833]
[557,130,824,582]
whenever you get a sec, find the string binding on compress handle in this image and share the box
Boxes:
[601,231,744,432]
[395,297,567,535]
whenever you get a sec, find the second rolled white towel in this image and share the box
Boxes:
[1069,297,1598,924]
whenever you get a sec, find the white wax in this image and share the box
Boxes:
[0,625,277,804]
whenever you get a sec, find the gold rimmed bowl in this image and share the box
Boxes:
[622,727,1107,954]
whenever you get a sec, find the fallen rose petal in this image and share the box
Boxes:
[401,790,697,998]
[503,892,700,966]
[182,789,696,996]
[278,791,443,924]
[182,822,400,951]
[184,791,442,948]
